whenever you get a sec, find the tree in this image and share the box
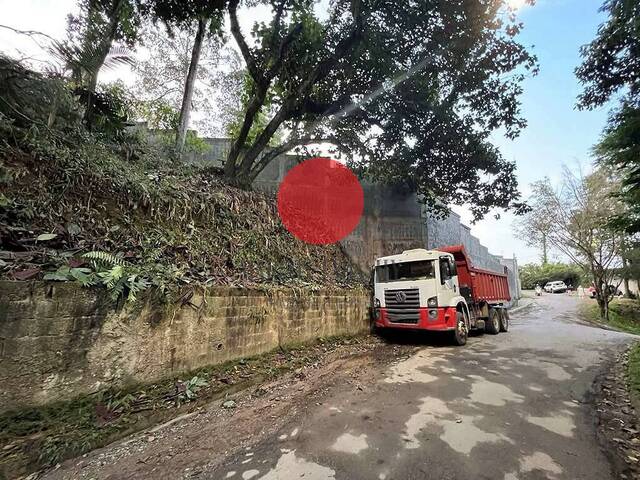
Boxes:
[138,0,226,152]
[222,0,537,219]
[519,262,584,290]
[594,101,640,233]
[518,168,626,319]
[515,178,554,264]
[65,0,140,94]
[131,23,235,136]
[576,0,639,109]
[577,0,640,233]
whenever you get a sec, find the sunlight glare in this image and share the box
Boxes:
[507,0,527,10]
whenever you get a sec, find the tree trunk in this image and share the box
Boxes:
[541,233,548,265]
[82,0,123,126]
[622,256,631,298]
[596,296,607,320]
[176,17,207,152]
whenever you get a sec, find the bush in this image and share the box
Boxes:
[520,262,584,289]
[0,55,82,132]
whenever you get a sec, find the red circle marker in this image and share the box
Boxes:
[277,157,364,245]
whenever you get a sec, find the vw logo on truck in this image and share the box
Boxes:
[395,291,407,303]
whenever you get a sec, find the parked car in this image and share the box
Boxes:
[545,281,567,293]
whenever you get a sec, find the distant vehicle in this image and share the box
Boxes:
[545,281,567,294]
[587,285,623,298]
[372,245,511,346]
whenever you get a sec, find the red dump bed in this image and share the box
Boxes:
[440,245,511,304]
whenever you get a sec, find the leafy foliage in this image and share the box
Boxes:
[222,0,537,220]
[0,59,365,296]
[42,252,149,301]
[177,376,209,403]
[577,1,640,236]
[519,262,584,290]
[64,0,141,86]
[576,0,640,109]
[0,55,82,131]
[594,102,640,233]
[130,22,234,137]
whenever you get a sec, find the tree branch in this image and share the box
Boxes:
[228,0,263,85]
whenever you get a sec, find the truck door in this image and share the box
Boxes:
[439,256,459,305]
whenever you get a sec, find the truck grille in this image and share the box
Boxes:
[384,288,420,324]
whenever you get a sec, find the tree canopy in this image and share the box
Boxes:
[519,262,584,290]
[577,0,640,234]
[576,0,639,109]
[221,0,537,220]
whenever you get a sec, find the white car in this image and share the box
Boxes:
[545,281,567,294]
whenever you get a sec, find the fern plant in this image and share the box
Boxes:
[83,251,125,267]
[43,251,150,302]
[82,251,148,302]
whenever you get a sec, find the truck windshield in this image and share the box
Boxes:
[376,260,436,282]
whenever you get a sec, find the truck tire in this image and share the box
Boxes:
[453,312,468,346]
[499,309,509,332]
[485,308,500,335]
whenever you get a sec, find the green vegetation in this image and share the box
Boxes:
[0,335,369,477]
[0,55,364,301]
[581,298,640,336]
[577,0,639,235]
[519,262,584,290]
[628,343,640,404]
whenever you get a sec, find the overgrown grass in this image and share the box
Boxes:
[0,334,370,477]
[580,298,640,335]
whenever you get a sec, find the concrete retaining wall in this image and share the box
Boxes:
[0,281,369,413]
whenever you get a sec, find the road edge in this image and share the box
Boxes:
[592,344,640,480]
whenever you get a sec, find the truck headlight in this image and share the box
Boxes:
[427,296,438,308]
[375,298,381,308]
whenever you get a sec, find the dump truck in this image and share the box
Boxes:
[372,245,511,346]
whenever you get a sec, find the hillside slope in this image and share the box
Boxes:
[0,129,364,297]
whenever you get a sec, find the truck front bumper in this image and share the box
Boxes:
[374,307,458,331]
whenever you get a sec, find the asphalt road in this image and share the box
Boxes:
[209,294,635,480]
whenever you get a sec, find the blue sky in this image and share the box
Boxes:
[0,0,613,265]
[498,0,609,181]
[454,0,612,264]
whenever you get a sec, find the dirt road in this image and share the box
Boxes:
[45,294,637,480]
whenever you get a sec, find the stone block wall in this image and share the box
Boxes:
[0,281,369,413]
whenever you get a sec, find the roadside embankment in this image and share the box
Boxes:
[579,298,640,335]
[593,345,640,480]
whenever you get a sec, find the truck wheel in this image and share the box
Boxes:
[485,308,500,335]
[453,312,468,346]
[499,309,509,332]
